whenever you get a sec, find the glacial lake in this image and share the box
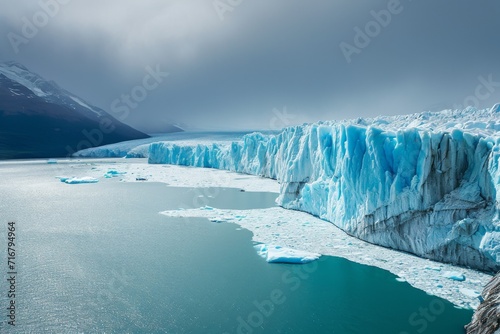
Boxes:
[0,161,473,333]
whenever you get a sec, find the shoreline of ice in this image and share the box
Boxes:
[160,205,488,310]
[64,159,491,309]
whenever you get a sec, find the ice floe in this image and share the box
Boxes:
[254,244,320,264]
[57,176,99,184]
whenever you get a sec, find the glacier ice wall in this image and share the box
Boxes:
[149,107,500,273]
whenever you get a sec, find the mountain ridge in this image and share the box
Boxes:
[0,61,150,159]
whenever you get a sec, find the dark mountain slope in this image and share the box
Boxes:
[0,62,149,159]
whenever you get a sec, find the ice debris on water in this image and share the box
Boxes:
[104,169,126,178]
[443,271,466,281]
[254,244,320,264]
[57,176,99,184]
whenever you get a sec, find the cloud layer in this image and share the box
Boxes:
[1,0,499,132]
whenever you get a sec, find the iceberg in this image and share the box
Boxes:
[254,244,321,264]
[148,106,500,273]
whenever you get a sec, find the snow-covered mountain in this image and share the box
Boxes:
[144,105,500,273]
[0,61,149,159]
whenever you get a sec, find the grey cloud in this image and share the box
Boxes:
[1,0,499,132]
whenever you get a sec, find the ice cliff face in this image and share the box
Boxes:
[148,106,500,273]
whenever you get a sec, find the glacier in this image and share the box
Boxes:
[73,131,272,158]
[147,106,500,273]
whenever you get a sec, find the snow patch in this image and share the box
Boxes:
[70,96,101,116]
[0,63,48,97]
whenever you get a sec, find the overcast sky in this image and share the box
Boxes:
[1,0,499,132]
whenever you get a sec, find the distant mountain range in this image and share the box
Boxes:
[0,61,152,159]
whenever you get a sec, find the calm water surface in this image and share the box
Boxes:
[0,161,472,333]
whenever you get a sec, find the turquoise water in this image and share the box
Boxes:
[0,162,472,333]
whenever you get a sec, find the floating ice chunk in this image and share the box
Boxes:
[60,176,99,184]
[443,271,466,281]
[104,169,126,178]
[395,277,407,283]
[254,244,320,264]
[200,206,214,210]
[47,159,57,164]
[65,177,99,184]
